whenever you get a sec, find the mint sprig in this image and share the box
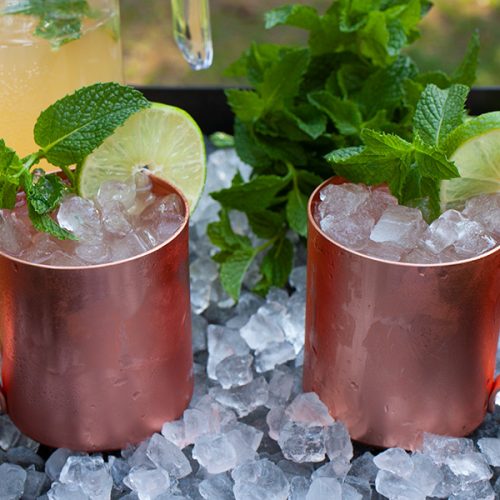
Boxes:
[210,0,480,300]
[2,0,94,48]
[0,83,150,239]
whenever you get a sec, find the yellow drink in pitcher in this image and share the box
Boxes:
[0,0,123,161]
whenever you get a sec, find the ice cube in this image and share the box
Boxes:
[289,476,311,500]
[96,179,136,210]
[215,354,253,389]
[266,367,295,409]
[198,472,234,500]
[161,420,187,450]
[232,459,289,500]
[477,437,500,466]
[209,376,269,417]
[311,459,351,480]
[0,463,27,500]
[342,482,364,500]
[57,196,103,243]
[289,266,307,293]
[0,414,22,451]
[111,232,150,261]
[47,482,88,500]
[421,433,475,464]
[449,480,496,500]
[20,232,60,264]
[123,466,171,500]
[445,452,492,483]
[108,456,130,491]
[305,477,342,500]
[370,205,427,249]
[423,210,465,254]
[317,183,370,219]
[362,240,405,262]
[278,421,326,463]
[402,246,440,264]
[146,433,192,479]
[255,341,295,373]
[453,219,496,258]
[23,466,50,499]
[373,447,413,478]
[463,192,500,237]
[324,421,353,463]
[59,455,112,500]
[0,210,32,256]
[192,433,238,474]
[6,445,45,470]
[347,452,378,484]
[240,302,287,351]
[319,212,375,250]
[101,201,132,236]
[407,453,443,497]
[285,393,334,427]
[141,194,184,221]
[45,449,83,482]
[75,242,110,264]
[206,325,250,380]
[375,470,426,500]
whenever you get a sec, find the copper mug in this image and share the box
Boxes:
[0,176,193,451]
[304,178,500,450]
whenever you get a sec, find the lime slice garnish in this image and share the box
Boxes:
[440,112,500,210]
[78,103,206,211]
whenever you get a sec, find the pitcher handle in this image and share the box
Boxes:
[488,375,500,413]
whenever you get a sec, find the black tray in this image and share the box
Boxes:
[136,86,500,135]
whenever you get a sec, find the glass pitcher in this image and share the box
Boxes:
[0,0,123,159]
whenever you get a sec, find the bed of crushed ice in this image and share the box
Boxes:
[1,149,500,500]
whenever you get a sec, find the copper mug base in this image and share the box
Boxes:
[304,178,500,450]
[0,176,193,451]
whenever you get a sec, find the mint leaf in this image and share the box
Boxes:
[28,173,66,215]
[308,91,362,136]
[452,30,479,87]
[413,136,460,180]
[247,210,285,239]
[34,83,150,168]
[211,173,291,213]
[285,104,327,140]
[4,0,92,48]
[207,209,252,251]
[360,129,413,156]
[0,140,25,209]
[219,248,256,301]
[286,188,308,237]
[226,90,264,123]
[413,84,469,147]
[265,5,320,30]
[28,203,76,240]
[255,237,294,293]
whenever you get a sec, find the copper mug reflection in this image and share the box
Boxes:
[0,176,193,451]
[304,178,500,450]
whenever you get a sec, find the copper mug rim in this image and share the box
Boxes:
[0,173,190,271]
[309,177,500,268]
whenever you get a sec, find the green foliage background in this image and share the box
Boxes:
[120,0,499,86]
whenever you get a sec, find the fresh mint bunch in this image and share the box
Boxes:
[209,0,480,301]
[0,82,150,239]
[2,0,93,48]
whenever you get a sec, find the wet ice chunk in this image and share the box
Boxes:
[192,433,239,474]
[285,393,334,427]
[161,421,188,450]
[23,466,50,499]
[312,459,351,481]
[198,472,234,500]
[305,477,342,500]
[477,437,500,466]
[278,422,326,463]
[232,459,289,500]
[370,206,427,249]
[347,452,378,484]
[373,447,413,478]
[47,482,88,500]
[375,470,426,500]
[123,466,171,500]
[450,479,496,499]
[408,453,443,497]
[215,354,253,389]
[209,377,269,417]
[324,421,353,462]
[289,476,311,500]
[445,452,492,483]
[0,463,27,500]
[421,433,475,464]
[97,179,136,210]
[45,449,83,481]
[207,325,250,380]
[255,341,295,373]
[59,455,112,500]
[266,367,295,409]
[240,302,287,351]
[57,196,103,243]
[146,433,191,479]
